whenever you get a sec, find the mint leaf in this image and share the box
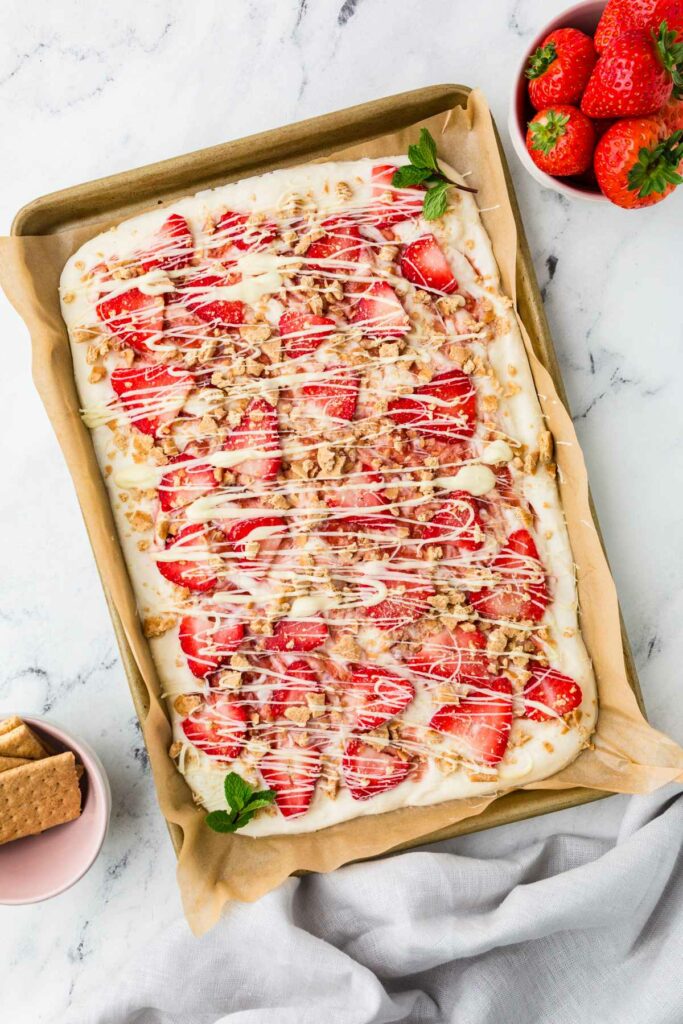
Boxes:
[408,128,439,172]
[391,165,432,188]
[423,182,450,220]
[224,772,253,814]
[205,811,239,834]
[243,795,276,813]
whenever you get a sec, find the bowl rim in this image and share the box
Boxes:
[0,712,112,905]
[508,0,608,202]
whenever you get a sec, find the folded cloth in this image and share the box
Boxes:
[69,786,683,1024]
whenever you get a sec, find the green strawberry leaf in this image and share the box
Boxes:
[224,772,254,814]
[423,182,450,220]
[627,129,683,197]
[525,41,558,80]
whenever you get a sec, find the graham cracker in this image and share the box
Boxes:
[0,722,49,760]
[0,751,82,845]
[0,717,23,737]
[0,755,30,773]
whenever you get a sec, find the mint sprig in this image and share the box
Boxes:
[391,128,477,222]
[205,771,276,834]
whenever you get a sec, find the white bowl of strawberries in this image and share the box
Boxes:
[508,0,683,208]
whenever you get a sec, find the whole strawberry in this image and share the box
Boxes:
[526,106,596,176]
[651,0,683,40]
[594,0,660,52]
[581,23,683,118]
[656,95,683,134]
[594,119,683,207]
[525,28,597,109]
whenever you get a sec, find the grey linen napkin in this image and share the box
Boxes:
[71,785,683,1024]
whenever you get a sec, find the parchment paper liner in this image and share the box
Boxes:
[2,91,681,935]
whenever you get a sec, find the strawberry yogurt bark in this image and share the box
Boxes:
[60,157,597,836]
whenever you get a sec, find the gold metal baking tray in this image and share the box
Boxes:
[12,84,644,857]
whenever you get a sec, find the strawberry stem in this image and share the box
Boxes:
[525,42,558,79]
[627,129,683,197]
[653,21,683,89]
[528,110,570,155]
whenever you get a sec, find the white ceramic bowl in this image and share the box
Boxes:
[508,0,607,202]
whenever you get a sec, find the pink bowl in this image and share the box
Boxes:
[0,715,111,904]
[508,0,608,202]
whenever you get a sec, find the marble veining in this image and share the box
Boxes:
[0,1,680,1020]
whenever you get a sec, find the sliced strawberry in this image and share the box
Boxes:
[419,492,485,554]
[181,690,247,760]
[213,210,277,253]
[97,287,164,354]
[179,613,244,678]
[158,442,220,512]
[342,738,412,800]
[299,367,359,421]
[349,282,410,339]
[388,369,476,441]
[223,397,281,483]
[523,667,583,722]
[361,578,435,631]
[155,523,219,592]
[111,363,192,436]
[325,470,386,515]
[344,664,415,731]
[163,297,207,351]
[279,310,336,359]
[263,617,329,652]
[263,659,320,721]
[220,513,287,576]
[306,218,365,268]
[140,213,194,273]
[469,529,549,624]
[260,741,322,817]
[408,626,490,686]
[430,677,513,765]
[181,272,244,328]
[400,234,458,294]
[369,164,424,228]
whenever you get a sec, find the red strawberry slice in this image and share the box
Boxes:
[263,658,320,721]
[523,667,583,722]
[361,578,435,631]
[369,164,424,228]
[155,523,219,592]
[220,513,287,576]
[181,690,247,760]
[400,235,458,294]
[223,397,281,483]
[430,677,513,765]
[299,367,359,421]
[325,470,386,515]
[344,664,415,731]
[342,738,412,800]
[306,218,365,267]
[469,529,549,624]
[140,213,194,272]
[260,741,322,818]
[158,442,220,512]
[408,626,490,685]
[264,617,329,652]
[181,272,244,328]
[213,210,277,253]
[349,282,410,339]
[163,297,207,351]
[179,613,244,678]
[388,369,477,441]
[279,310,336,359]
[419,492,485,554]
[111,363,192,436]
[97,287,164,354]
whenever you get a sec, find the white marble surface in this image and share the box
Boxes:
[0,1,680,1020]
